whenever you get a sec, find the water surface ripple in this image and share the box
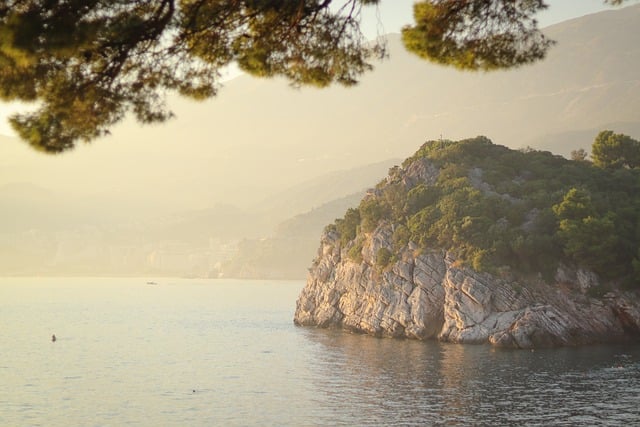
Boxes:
[1,277,638,426]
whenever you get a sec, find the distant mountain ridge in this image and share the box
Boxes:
[222,191,367,279]
[253,159,399,221]
[0,158,391,276]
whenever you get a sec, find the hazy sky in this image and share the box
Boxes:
[0,0,636,136]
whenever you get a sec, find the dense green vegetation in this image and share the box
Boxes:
[328,132,640,287]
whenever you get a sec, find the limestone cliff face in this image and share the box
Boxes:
[294,225,640,348]
[293,152,640,348]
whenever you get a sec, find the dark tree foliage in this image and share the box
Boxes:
[334,207,360,246]
[331,132,640,287]
[375,247,392,268]
[591,130,640,170]
[0,0,629,152]
[1,0,383,152]
[402,0,628,71]
[402,0,554,70]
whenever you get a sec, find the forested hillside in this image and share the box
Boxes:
[329,132,640,288]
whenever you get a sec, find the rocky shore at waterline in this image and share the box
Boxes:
[294,227,640,348]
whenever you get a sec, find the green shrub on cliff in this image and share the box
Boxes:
[376,247,393,269]
[330,133,640,286]
[335,207,360,246]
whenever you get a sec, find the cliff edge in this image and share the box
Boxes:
[294,137,640,348]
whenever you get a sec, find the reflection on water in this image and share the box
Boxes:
[1,278,639,426]
[302,329,640,426]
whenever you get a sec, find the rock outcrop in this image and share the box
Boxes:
[294,138,640,348]
[294,225,640,348]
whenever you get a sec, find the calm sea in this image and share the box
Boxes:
[1,277,639,426]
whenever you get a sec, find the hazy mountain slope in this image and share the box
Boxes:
[254,159,398,220]
[529,122,640,154]
[274,192,366,239]
[0,158,391,276]
[222,191,366,279]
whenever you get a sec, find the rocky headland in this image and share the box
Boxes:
[294,137,640,348]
